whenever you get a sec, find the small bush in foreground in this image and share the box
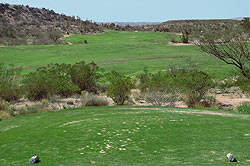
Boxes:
[106,71,135,105]
[237,102,250,114]
[81,93,109,106]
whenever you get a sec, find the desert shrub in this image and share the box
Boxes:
[217,79,235,92]
[170,63,215,107]
[136,68,152,92]
[145,91,179,106]
[23,63,79,101]
[97,84,109,93]
[0,110,13,120]
[137,69,177,92]
[106,71,135,105]
[237,102,250,114]
[0,99,13,120]
[235,75,250,95]
[81,93,109,106]
[0,63,23,102]
[0,99,9,111]
[68,61,102,93]
[138,64,215,108]
[15,102,50,116]
[177,71,215,107]
[137,69,180,106]
[198,96,216,108]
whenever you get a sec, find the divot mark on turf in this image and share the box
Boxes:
[60,120,86,126]
[2,125,19,131]
[60,118,100,127]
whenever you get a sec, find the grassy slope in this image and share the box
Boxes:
[0,31,233,79]
[1,106,250,165]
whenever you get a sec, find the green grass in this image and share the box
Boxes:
[1,106,250,165]
[0,31,234,79]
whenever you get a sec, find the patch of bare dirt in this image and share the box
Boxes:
[168,41,196,46]
[129,88,249,110]
[8,88,249,115]
[63,34,71,38]
[216,94,250,107]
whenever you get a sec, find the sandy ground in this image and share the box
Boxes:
[129,89,249,109]
[216,94,250,107]
[168,41,196,46]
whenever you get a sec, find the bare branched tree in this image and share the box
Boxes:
[48,29,63,42]
[196,28,250,81]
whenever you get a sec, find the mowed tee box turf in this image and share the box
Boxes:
[1,106,250,165]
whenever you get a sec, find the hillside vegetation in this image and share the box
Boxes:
[0,3,102,45]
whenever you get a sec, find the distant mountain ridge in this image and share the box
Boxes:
[231,17,249,20]
[98,22,161,26]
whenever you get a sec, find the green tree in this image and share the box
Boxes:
[106,71,134,105]
[67,61,102,93]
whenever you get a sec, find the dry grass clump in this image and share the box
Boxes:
[81,93,109,107]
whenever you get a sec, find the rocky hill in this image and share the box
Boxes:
[100,19,242,33]
[0,3,103,45]
[161,19,238,28]
[145,19,241,32]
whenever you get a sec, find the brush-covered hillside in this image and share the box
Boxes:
[100,19,242,33]
[147,19,241,32]
[0,3,103,45]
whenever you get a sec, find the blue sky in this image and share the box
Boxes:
[1,0,249,22]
